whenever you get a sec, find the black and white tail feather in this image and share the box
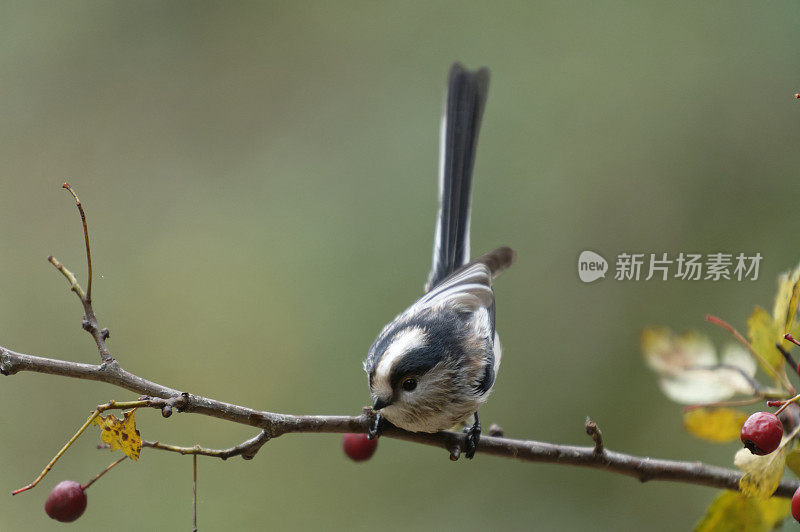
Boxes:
[364,63,515,459]
[426,64,490,292]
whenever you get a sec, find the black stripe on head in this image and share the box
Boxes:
[389,345,441,387]
[386,308,471,386]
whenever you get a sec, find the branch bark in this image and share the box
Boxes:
[2,345,798,498]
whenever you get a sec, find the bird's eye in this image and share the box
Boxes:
[401,378,418,392]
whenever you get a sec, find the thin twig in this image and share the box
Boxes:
[12,410,101,495]
[2,346,799,498]
[47,256,85,300]
[82,456,127,491]
[48,256,113,363]
[141,431,270,460]
[192,455,198,532]
[61,183,92,302]
[97,430,270,460]
[777,342,799,377]
[683,397,765,411]
[705,314,794,392]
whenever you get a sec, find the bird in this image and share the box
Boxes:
[363,63,515,459]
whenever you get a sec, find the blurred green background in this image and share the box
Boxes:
[1,1,799,530]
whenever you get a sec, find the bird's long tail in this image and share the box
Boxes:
[425,63,490,293]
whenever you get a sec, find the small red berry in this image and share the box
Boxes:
[342,433,378,462]
[795,93,800,99]
[792,486,800,523]
[741,412,783,456]
[44,480,87,522]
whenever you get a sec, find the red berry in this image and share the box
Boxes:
[792,486,800,523]
[342,433,378,462]
[740,412,783,456]
[44,480,87,522]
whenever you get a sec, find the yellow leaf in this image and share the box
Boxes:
[695,491,790,532]
[786,449,800,478]
[747,306,783,376]
[683,408,748,443]
[735,446,787,499]
[773,266,800,331]
[759,497,792,528]
[92,410,142,460]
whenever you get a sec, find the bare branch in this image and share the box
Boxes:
[2,345,798,498]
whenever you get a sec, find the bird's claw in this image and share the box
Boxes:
[463,413,481,459]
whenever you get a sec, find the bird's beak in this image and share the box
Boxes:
[372,397,392,411]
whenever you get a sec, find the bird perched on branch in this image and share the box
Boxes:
[364,63,515,458]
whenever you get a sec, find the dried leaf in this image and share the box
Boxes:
[735,445,787,499]
[92,410,142,460]
[683,408,748,443]
[695,490,790,532]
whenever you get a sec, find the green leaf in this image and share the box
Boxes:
[683,408,748,443]
[695,491,790,532]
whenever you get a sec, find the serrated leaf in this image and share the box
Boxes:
[683,408,748,443]
[695,491,790,532]
[747,306,783,377]
[735,445,787,499]
[92,410,142,460]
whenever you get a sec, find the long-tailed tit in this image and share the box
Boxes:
[364,63,515,458]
